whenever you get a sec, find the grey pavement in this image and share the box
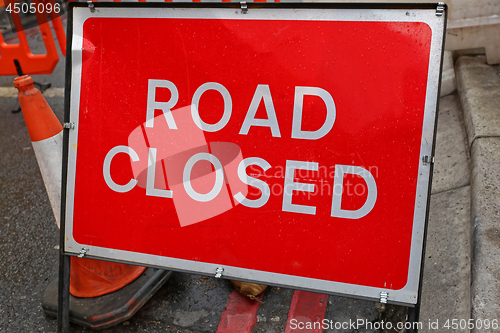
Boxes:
[430,94,470,195]
[456,55,500,329]
[0,20,497,333]
[420,93,472,333]
[456,56,500,148]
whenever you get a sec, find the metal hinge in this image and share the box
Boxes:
[436,2,445,16]
[215,267,224,278]
[240,1,248,14]
[77,248,88,258]
[379,291,389,304]
[63,122,75,129]
[422,155,435,165]
[88,0,95,13]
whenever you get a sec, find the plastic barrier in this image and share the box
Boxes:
[0,0,65,75]
[1,0,278,76]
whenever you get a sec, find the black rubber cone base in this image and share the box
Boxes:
[42,268,172,330]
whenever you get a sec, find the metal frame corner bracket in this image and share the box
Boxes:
[422,155,435,165]
[87,0,95,13]
[63,122,75,129]
[215,267,224,278]
[436,2,445,16]
[77,248,88,258]
[379,291,389,303]
[240,2,247,14]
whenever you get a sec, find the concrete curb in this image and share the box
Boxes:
[455,55,500,328]
[470,138,500,323]
[455,56,500,148]
[440,51,457,97]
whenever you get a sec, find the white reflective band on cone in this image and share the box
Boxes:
[32,131,63,228]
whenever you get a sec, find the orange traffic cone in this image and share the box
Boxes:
[15,76,171,329]
[70,257,145,297]
[14,75,172,329]
[14,74,147,297]
[14,75,63,228]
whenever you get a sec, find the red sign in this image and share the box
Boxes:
[67,5,445,304]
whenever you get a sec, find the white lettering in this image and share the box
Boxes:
[292,86,335,140]
[191,82,232,132]
[282,160,318,215]
[146,148,172,198]
[234,157,271,208]
[103,146,139,193]
[239,84,281,137]
[183,153,224,202]
[331,165,377,219]
[146,79,178,129]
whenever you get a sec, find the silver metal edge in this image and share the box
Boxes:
[404,5,446,305]
[64,7,84,257]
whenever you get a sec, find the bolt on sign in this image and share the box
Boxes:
[64,2,446,305]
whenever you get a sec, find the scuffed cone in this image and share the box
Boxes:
[14,75,63,228]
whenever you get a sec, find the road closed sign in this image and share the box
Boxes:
[65,3,446,305]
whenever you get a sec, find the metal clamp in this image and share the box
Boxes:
[240,1,248,14]
[379,291,388,304]
[88,0,95,13]
[77,248,88,258]
[422,155,435,165]
[63,122,75,129]
[215,267,224,278]
[436,2,445,16]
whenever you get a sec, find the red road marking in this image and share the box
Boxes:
[284,291,328,333]
[217,290,263,333]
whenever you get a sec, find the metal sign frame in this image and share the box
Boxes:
[59,3,447,329]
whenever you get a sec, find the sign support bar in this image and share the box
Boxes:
[57,255,71,333]
[57,7,74,328]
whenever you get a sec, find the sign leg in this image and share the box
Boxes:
[407,303,420,333]
[57,254,71,332]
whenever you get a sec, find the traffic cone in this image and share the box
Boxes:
[69,256,145,298]
[14,75,63,228]
[15,74,147,296]
[15,75,172,328]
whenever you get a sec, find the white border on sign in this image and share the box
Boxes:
[66,6,445,306]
